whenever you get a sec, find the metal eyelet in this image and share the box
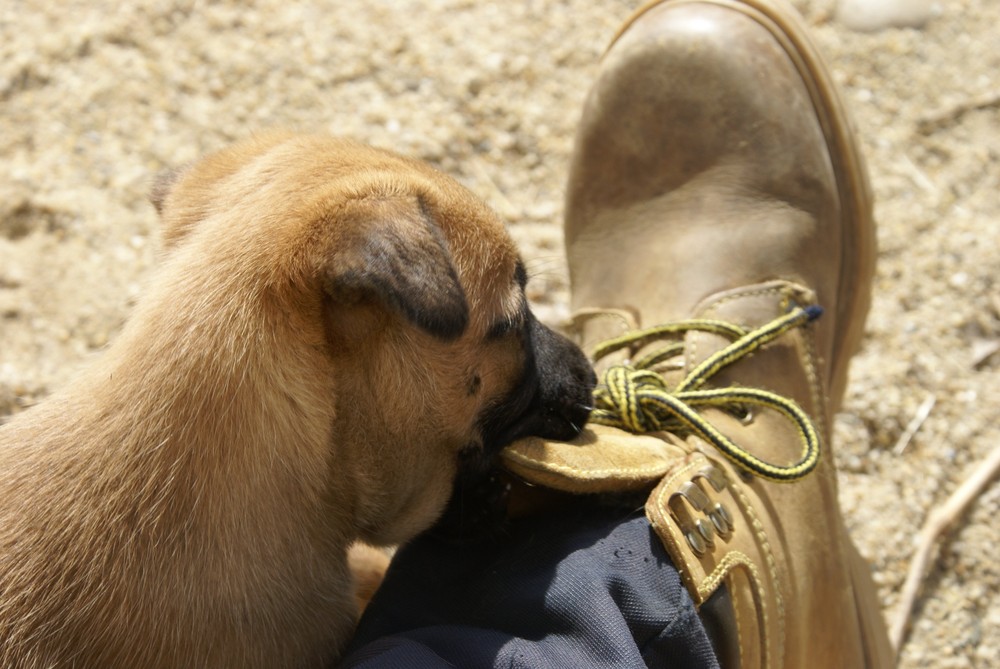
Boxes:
[679,481,710,511]
[698,465,727,492]
[715,502,733,527]
[707,502,733,537]
[686,529,707,555]
[695,518,715,546]
[673,464,737,555]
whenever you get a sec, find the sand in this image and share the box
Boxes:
[1,0,997,665]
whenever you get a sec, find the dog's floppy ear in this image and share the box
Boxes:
[325,196,469,340]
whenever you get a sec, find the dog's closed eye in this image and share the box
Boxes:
[485,263,530,340]
[486,313,526,340]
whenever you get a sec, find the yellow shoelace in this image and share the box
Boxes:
[590,305,823,482]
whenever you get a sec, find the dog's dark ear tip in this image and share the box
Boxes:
[411,301,469,340]
[327,197,473,341]
[326,265,470,340]
[388,274,468,339]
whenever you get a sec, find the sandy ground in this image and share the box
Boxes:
[1,0,997,666]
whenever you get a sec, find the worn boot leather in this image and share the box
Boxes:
[502,0,893,667]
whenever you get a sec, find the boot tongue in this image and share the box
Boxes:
[683,280,819,375]
[680,281,824,419]
[675,280,831,481]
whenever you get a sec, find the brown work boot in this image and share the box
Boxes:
[504,0,892,667]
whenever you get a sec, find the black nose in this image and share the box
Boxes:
[513,316,596,442]
[529,357,596,441]
[475,316,596,456]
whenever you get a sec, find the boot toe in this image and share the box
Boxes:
[565,0,874,407]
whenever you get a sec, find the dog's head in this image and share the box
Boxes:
[151,132,595,545]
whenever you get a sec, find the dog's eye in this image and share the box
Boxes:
[487,261,529,340]
[487,316,524,340]
[514,261,528,290]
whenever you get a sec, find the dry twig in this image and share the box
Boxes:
[891,444,1000,650]
[971,339,1000,369]
[917,92,1000,134]
[892,394,937,455]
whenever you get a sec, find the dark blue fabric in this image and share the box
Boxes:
[338,507,719,669]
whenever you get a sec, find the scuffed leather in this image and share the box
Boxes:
[549,0,893,666]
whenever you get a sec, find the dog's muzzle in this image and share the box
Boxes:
[479,313,597,455]
[435,314,596,539]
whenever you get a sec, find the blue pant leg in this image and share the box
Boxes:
[338,506,720,669]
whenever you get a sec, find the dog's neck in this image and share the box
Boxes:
[83,276,351,537]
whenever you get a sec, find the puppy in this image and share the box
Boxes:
[0,132,595,668]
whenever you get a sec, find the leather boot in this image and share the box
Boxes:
[503,0,893,667]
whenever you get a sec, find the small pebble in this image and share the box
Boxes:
[835,0,939,32]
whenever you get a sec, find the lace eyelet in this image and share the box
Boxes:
[730,404,754,425]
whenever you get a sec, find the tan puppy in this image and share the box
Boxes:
[0,132,595,668]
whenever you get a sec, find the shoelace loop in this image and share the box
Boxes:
[590,305,823,482]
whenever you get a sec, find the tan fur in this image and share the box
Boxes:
[0,133,538,668]
[347,543,392,615]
